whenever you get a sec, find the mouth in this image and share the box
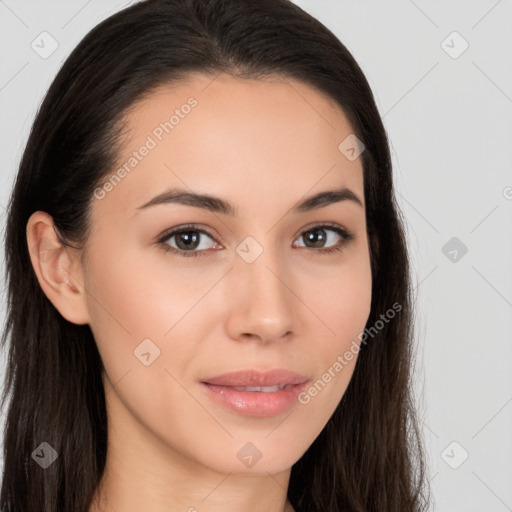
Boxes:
[199,369,310,417]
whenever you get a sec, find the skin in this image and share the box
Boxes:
[27,73,372,512]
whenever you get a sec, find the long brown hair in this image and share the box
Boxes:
[0,0,431,510]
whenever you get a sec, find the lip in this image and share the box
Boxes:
[201,369,309,387]
[200,369,310,417]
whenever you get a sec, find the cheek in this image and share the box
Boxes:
[297,251,372,400]
[302,248,373,347]
[83,243,222,403]
[84,242,205,339]
[83,248,208,439]
[83,245,172,376]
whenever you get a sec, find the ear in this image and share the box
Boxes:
[26,211,90,325]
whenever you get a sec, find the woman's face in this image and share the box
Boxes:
[78,73,372,475]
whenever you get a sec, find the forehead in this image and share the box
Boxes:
[91,73,364,220]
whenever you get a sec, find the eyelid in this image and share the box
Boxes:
[295,221,352,239]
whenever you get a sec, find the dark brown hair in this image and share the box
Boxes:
[1,0,431,510]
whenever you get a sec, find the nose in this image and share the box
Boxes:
[224,247,296,345]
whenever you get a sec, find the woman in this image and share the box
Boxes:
[0,0,431,510]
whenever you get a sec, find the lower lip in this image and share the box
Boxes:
[200,381,309,417]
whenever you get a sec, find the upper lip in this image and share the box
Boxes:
[201,369,309,387]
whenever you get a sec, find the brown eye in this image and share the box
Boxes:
[293,224,354,254]
[171,230,202,251]
[158,225,220,258]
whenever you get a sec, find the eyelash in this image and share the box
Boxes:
[156,222,355,258]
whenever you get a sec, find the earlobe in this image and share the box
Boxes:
[26,211,90,325]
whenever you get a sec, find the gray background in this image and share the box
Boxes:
[1,1,511,510]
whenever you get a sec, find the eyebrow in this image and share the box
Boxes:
[135,185,363,216]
